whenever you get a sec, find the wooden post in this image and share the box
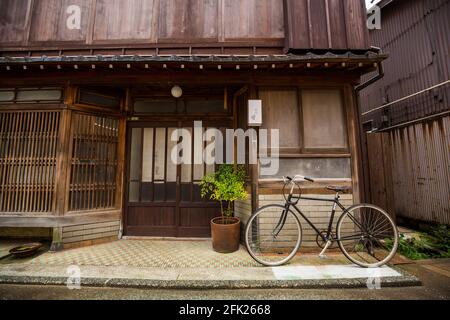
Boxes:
[53,109,72,216]
[50,227,64,252]
[248,85,259,213]
[51,94,73,250]
[115,117,127,212]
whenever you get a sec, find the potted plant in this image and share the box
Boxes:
[200,165,248,253]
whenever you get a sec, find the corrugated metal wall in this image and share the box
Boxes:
[388,116,450,225]
[360,0,450,128]
[360,0,450,226]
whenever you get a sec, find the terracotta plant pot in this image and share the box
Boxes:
[211,217,241,253]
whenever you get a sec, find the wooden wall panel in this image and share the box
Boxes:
[29,0,91,43]
[301,89,348,150]
[0,0,369,50]
[284,0,369,51]
[0,0,30,44]
[309,0,329,48]
[342,0,369,49]
[159,0,218,41]
[327,0,347,49]
[93,0,157,42]
[224,0,284,41]
[283,0,309,48]
[259,88,301,153]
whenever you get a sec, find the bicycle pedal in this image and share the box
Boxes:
[319,254,328,259]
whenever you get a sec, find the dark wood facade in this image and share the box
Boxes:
[1,0,369,54]
[0,0,382,247]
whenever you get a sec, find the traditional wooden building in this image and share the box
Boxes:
[0,0,383,250]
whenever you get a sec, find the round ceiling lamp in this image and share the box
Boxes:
[171,85,183,98]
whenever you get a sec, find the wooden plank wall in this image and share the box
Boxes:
[0,0,369,50]
[366,132,395,220]
[284,0,369,50]
[0,0,284,48]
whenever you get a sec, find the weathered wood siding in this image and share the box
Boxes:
[0,0,369,51]
[284,0,369,51]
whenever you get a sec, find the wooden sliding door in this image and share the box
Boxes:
[124,121,223,238]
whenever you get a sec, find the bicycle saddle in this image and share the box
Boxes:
[326,185,351,193]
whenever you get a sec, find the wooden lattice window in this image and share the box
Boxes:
[0,111,60,213]
[69,113,119,211]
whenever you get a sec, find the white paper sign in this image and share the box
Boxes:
[248,100,262,127]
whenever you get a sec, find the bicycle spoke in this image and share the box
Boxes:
[245,205,302,266]
[337,204,398,268]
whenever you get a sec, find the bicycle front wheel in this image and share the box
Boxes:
[337,204,399,268]
[245,205,302,266]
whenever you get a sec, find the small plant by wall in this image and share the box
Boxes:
[386,225,450,260]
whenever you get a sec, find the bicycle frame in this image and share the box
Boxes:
[273,193,366,244]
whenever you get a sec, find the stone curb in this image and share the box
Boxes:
[0,273,421,290]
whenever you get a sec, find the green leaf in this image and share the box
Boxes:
[199,164,248,217]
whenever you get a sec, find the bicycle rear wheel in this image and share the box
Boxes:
[337,204,399,268]
[245,205,302,266]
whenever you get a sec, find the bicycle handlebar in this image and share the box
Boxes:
[285,175,315,183]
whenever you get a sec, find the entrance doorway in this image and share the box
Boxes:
[124,121,227,238]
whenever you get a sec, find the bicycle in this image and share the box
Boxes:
[245,175,399,268]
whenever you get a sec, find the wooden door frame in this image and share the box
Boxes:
[123,117,233,237]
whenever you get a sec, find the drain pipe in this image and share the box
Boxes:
[355,46,385,92]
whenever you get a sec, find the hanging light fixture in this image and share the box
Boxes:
[171,85,183,98]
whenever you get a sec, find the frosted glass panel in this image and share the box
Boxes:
[16,89,62,101]
[260,158,351,179]
[154,128,166,181]
[129,182,140,202]
[181,128,193,183]
[129,128,142,180]
[134,99,177,113]
[142,128,154,182]
[193,164,204,181]
[166,128,178,183]
[0,91,14,101]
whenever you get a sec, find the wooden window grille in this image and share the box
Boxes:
[0,111,60,213]
[69,113,119,211]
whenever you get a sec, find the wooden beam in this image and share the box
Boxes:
[0,210,122,228]
[0,71,362,87]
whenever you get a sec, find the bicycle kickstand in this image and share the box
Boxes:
[319,241,332,259]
